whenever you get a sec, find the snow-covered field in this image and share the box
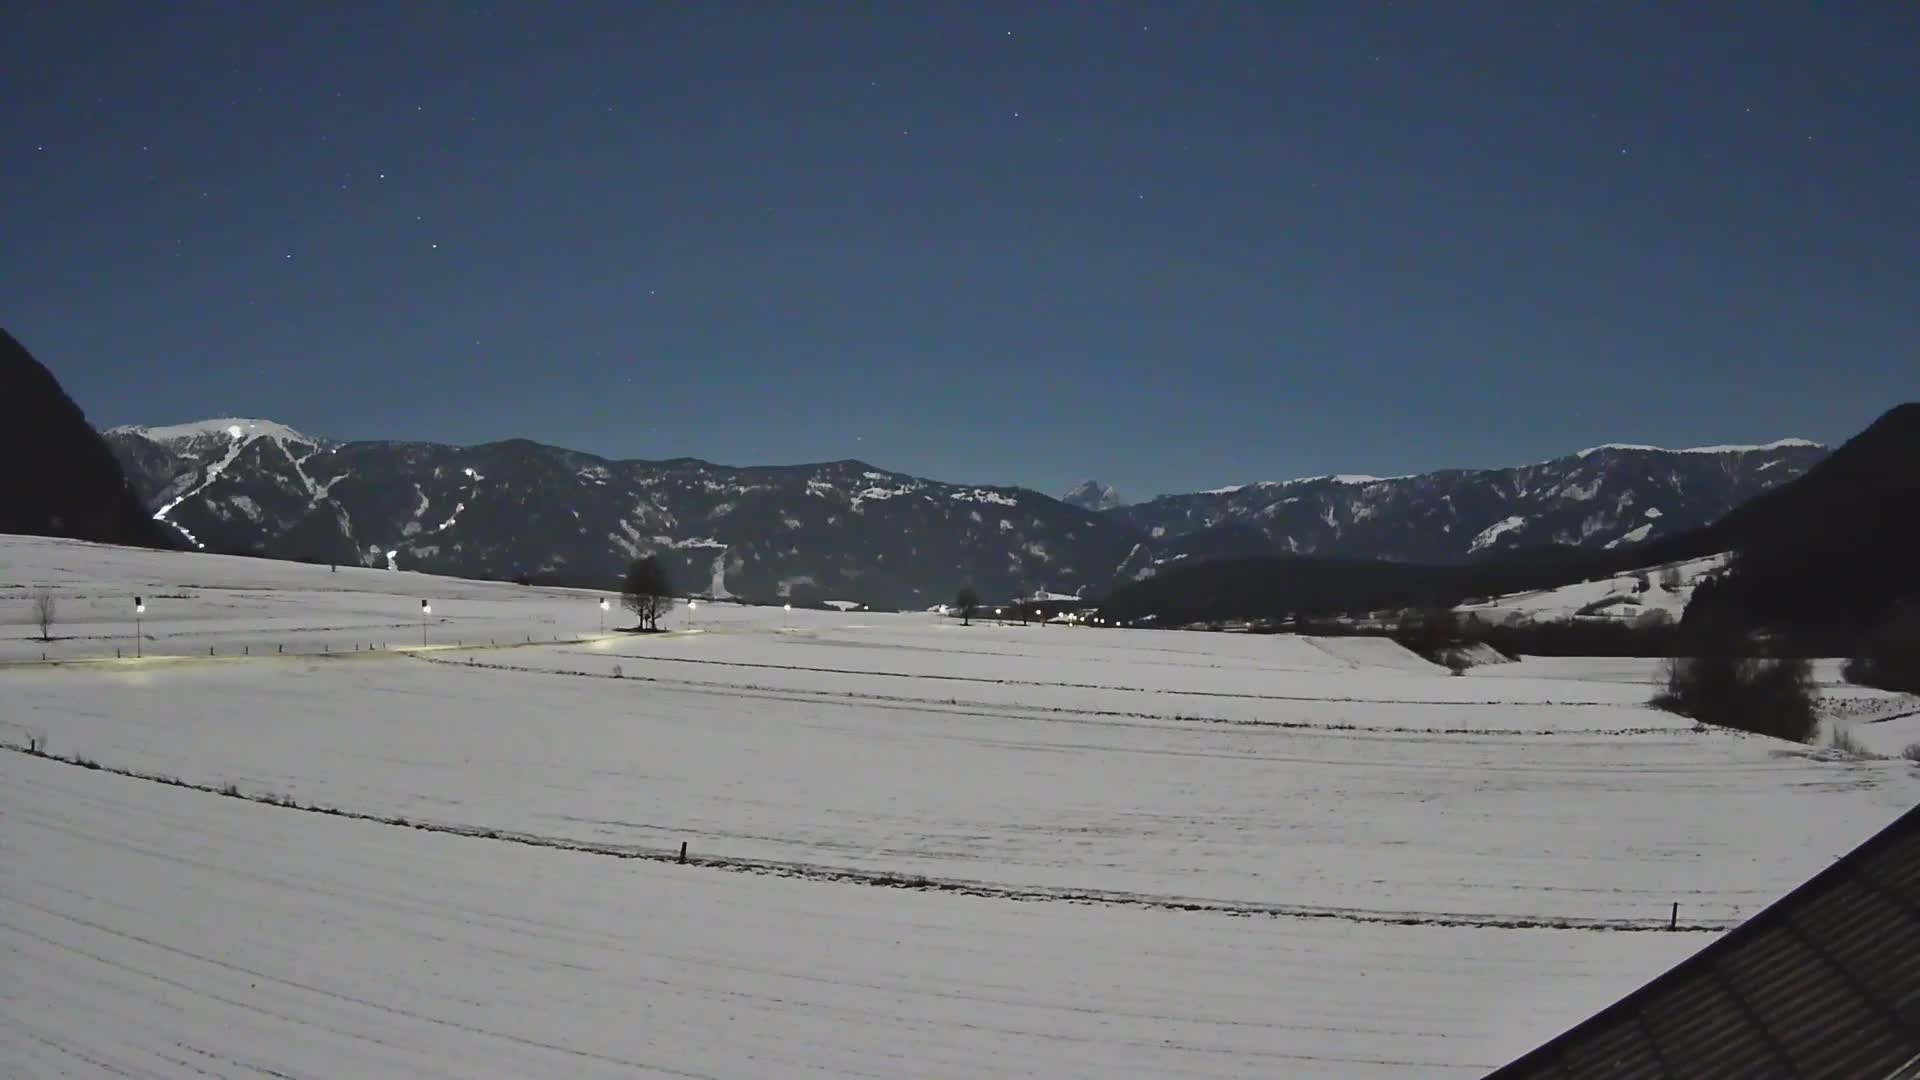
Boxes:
[5,535,1917,1076]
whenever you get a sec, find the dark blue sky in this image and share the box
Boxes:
[4,3,1915,498]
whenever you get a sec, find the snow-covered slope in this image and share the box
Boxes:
[1458,554,1729,624]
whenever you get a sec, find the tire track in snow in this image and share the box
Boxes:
[4,745,1728,934]
[527,643,1639,708]
[414,652,1692,739]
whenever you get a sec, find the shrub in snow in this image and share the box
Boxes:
[32,588,56,642]
[1842,610,1920,694]
[1827,727,1875,759]
[1653,648,1818,744]
[1633,608,1675,631]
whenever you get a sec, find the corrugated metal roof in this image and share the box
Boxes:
[1489,802,1920,1080]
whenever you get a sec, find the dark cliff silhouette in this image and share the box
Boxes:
[1,329,174,549]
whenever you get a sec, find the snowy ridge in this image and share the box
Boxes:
[1200,473,1409,496]
[109,417,316,446]
[1575,437,1821,459]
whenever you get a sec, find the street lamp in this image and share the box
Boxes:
[599,597,609,633]
[420,599,431,645]
[134,597,144,658]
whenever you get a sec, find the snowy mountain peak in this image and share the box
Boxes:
[1061,480,1125,511]
[109,417,317,447]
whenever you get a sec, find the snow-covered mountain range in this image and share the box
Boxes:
[1111,440,1827,573]
[103,420,1825,606]
[103,420,1130,607]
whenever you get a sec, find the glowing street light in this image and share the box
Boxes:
[599,597,609,633]
[420,599,431,645]
[134,596,144,658]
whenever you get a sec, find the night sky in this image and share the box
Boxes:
[4,3,1916,498]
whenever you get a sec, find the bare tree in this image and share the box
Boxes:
[32,589,56,642]
[1658,566,1684,592]
[955,586,980,626]
[622,555,675,632]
